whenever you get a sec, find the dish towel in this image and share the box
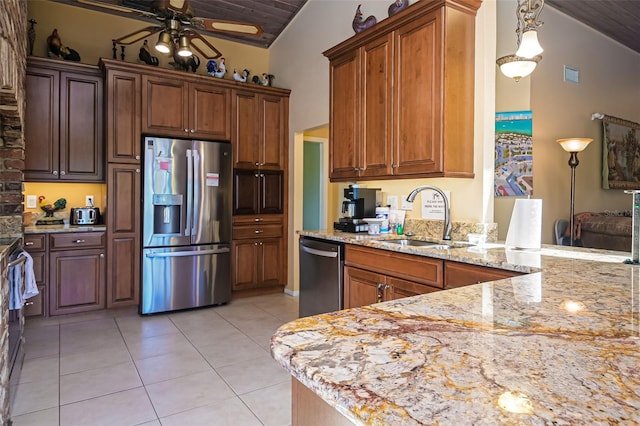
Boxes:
[9,259,24,310]
[20,250,39,300]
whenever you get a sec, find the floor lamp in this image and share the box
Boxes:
[557,138,593,246]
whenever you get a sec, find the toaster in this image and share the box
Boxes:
[70,207,100,225]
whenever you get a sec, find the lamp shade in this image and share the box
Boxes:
[177,35,193,57]
[557,138,593,153]
[516,30,544,58]
[155,31,171,53]
[496,55,541,82]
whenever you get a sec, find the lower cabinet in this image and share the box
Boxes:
[444,261,522,289]
[232,215,285,295]
[24,231,106,317]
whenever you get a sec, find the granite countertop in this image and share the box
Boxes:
[0,238,21,260]
[271,230,640,425]
[24,224,107,234]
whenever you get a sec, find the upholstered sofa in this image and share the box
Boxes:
[579,214,632,252]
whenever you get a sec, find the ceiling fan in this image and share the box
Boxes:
[74,0,264,59]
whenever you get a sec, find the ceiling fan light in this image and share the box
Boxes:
[496,54,541,82]
[177,35,193,57]
[516,30,544,58]
[155,31,171,53]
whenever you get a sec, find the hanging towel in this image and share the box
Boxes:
[19,250,39,300]
[9,259,24,310]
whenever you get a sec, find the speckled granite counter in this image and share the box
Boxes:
[271,230,640,425]
[23,224,106,234]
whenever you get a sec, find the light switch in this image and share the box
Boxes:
[564,65,579,84]
[26,195,37,208]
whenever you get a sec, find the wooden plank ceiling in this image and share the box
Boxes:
[547,0,640,54]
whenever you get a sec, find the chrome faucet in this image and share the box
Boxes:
[406,185,452,241]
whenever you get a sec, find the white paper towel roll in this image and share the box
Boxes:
[505,199,542,249]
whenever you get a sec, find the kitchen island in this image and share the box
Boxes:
[271,231,640,425]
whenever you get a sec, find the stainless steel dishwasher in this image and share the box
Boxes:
[299,237,344,317]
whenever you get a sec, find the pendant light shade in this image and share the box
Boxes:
[496,54,541,82]
[177,35,193,57]
[516,30,543,58]
[155,31,171,53]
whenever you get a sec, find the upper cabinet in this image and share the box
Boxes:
[104,68,141,163]
[324,0,481,181]
[142,75,231,140]
[25,57,104,182]
[232,90,288,171]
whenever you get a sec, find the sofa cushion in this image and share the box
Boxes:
[580,216,631,237]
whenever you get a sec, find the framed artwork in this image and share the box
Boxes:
[602,115,640,189]
[494,110,533,197]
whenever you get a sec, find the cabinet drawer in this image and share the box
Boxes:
[50,232,105,250]
[444,261,522,289]
[24,285,45,317]
[24,234,46,251]
[233,215,282,226]
[233,224,282,240]
[345,245,443,288]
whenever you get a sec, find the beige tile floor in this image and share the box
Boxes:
[10,293,299,426]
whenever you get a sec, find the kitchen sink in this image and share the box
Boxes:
[384,239,451,249]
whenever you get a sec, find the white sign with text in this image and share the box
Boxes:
[420,190,451,219]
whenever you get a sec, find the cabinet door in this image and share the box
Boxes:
[233,169,259,215]
[361,34,393,178]
[329,50,361,180]
[49,248,105,315]
[387,276,440,300]
[232,239,259,290]
[259,95,286,170]
[189,83,231,140]
[344,266,383,309]
[59,71,104,181]
[106,164,141,307]
[259,238,284,287]
[393,11,443,176]
[24,67,59,180]
[232,90,258,169]
[106,69,141,163]
[259,170,283,214]
[444,261,521,289]
[24,250,47,317]
[142,75,188,136]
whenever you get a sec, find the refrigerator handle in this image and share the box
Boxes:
[185,149,193,236]
[192,149,201,236]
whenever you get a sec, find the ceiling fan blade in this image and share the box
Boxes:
[154,0,193,17]
[186,31,222,59]
[72,0,158,19]
[191,17,264,37]
[113,26,163,45]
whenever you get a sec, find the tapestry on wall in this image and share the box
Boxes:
[602,115,640,190]
[494,110,533,197]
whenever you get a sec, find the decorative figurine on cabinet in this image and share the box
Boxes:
[352,4,377,34]
[233,68,250,82]
[46,29,81,61]
[28,19,37,56]
[388,0,409,16]
[171,50,200,72]
[206,57,226,78]
[138,40,159,66]
[261,73,274,86]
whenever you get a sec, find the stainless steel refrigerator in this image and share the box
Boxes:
[141,137,232,314]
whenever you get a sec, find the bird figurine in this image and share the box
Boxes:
[233,68,250,82]
[261,73,274,86]
[388,0,409,16]
[46,29,80,61]
[207,58,226,78]
[138,40,159,66]
[352,4,377,34]
[39,196,67,217]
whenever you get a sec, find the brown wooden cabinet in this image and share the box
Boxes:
[24,57,104,182]
[48,232,106,316]
[106,164,141,307]
[444,261,522,289]
[23,234,47,317]
[142,75,231,140]
[104,67,141,163]
[233,169,283,215]
[232,90,287,171]
[232,216,285,294]
[324,0,479,181]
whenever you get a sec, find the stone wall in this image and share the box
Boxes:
[0,0,27,239]
[0,1,27,423]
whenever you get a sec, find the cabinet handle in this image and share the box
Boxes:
[259,242,263,246]
[255,173,259,178]
[100,253,105,258]
[190,129,195,133]
[60,171,66,175]
[391,164,398,168]
[73,239,86,244]
[255,162,259,166]
[259,173,265,178]
[136,169,141,173]
[25,242,34,246]
[135,155,140,160]
[53,170,58,176]
[184,128,189,132]
[24,301,34,306]
[254,230,263,234]
[376,283,384,303]
[254,218,261,222]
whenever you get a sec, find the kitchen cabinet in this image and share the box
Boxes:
[24,57,104,182]
[324,0,479,181]
[23,234,47,317]
[232,216,285,294]
[106,163,141,307]
[444,261,522,289]
[232,90,287,171]
[104,67,141,163]
[48,232,106,316]
[142,74,231,140]
[233,169,283,215]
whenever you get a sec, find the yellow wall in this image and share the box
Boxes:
[23,182,106,213]
[28,1,270,76]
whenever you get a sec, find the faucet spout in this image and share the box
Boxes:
[406,185,452,240]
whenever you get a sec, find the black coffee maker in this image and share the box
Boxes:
[334,186,380,233]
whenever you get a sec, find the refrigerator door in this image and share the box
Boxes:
[141,245,231,314]
[191,140,232,245]
[143,137,192,248]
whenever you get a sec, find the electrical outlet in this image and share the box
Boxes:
[387,195,399,210]
[401,195,413,210]
[85,195,94,206]
[26,195,37,209]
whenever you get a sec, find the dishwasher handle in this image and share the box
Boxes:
[300,245,338,258]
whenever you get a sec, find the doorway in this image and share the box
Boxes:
[303,138,326,230]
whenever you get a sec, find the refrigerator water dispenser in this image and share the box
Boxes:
[152,194,183,235]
